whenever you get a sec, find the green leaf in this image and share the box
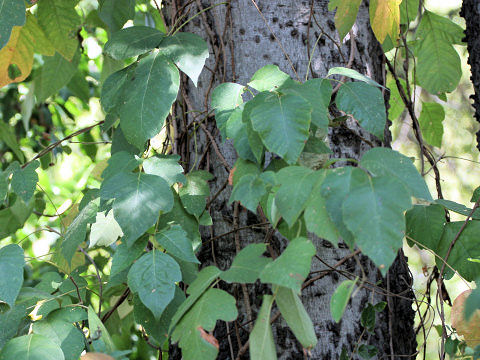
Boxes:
[35,51,79,102]
[226,105,258,162]
[119,51,180,149]
[32,316,84,360]
[179,170,212,218]
[321,167,356,246]
[143,154,186,185]
[327,67,385,89]
[436,221,480,281]
[221,244,272,283]
[400,0,419,24]
[387,77,406,121]
[0,0,25,50]
[275,286,317,348]
[0,122,24,162]
[229,174,266,213]
[0,244,24,308]
[275,166,317,227]
[171,288,237,360]
[155,225,199,263]
[304,170,339,243]
[157,32,208,86]
[328,0,362,41]
[360,303,384,333]
[87,306,115,353]
[405,204,445,249]
[435,199,480,219]
[98,0,135,33]
[104,26,165,60]
[358,344,378,359]
[248,65,291,92]
[231,158,261,187]
[418,102,445,147]
[100,65,133,115]
[11,160,39,203]
[417,10,464,45]
[127,251,181,319]
[133,287,185,344]
[250,295,277,360]
[330,279,357,322]
[336,82,386,140]
[101,151,142,181]
[89,210,123,248]
[280,78,331,133]
[0,196,33,239]
[0,303,27,348]
[342,168,412,273]
[360,147,432,200]
[0,334,65,360]
[108,237,147,288]
[100,172,173,246]
[260,237,315,294]
[212,82,244,140]
[61,199,98,264]
[37,0,80,60]
[250,92,311,164]
[169,266,221,333]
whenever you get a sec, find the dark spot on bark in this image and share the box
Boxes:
[239,28,245,35]
[193,18,201,27]
[269,34,275,41]
[327,19,336,31]
[322,240,333,248]
[301,33,308,45]
[272,17,278,23]
[320,36,326,46]
[254,35,260,43]
[263,54,270,60]
[332,271,339,281]
[357,41,365,53]
[290,29,298,37]
[286,20,294,27]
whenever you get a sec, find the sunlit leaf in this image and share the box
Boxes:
[0,244,24,309]
[328,0,362,41]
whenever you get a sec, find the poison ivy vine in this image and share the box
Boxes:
[0,1,479,360]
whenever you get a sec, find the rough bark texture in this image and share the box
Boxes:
[165,0,417,358]
[461,0,480,151]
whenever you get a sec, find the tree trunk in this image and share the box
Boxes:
[165,0,417,358]
[461,0,480,151]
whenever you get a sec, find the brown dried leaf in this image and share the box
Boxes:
[451,290,480,347]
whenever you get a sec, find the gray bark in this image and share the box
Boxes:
[165,0,417,358]
[461,0,480,151]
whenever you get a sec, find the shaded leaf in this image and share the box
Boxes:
[155,225,199,263]
[330,279,357,322]
[418,102,445,147]
[405,204,445,249]
[0,334,64,360]
[143,154,186,185]
[104,26,164,60]
[87,306,114,353]
[250,295,277,360]
[221,244,272,283]
[98,0,135,33]
[10,160,39,203]
[229,173,266,213]
[0,244,24,308]
[179,170,212,218]
[0,0,25,50]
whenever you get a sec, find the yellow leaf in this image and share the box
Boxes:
[0,25,34,87]
[81,354,115,360]
[328,0,362,41]
[369,0,402,44]
[451,290,480,348]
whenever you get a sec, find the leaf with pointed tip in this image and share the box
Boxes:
[127,251,181,319]
[0,0,25,50]
[104,26,164,60]
[276,286,317,348]
[250,295,277,360]
[0,244,24,309]
[61,199,98,264]
[330,279,357,322]
[327,67,385,89]
[101,172,173,246]
[157,32,208,86]
[100,65,133,115]
[155,225,199,263]
[328,0,361,41]
[108,237,147,288]
[250,93,311,164]
[0,334,65,360]
[171,288,238,360]
[212,82,244,140]
[369,0,401,43]
[35,51,79,102]
[221,244,272,283]
[89,211,123,248]
[119,51,179,149]
[435,199,480,219]
[169,266,221,333]
[143,155,186,185]
[248,65,291,92]
[37,0,80,60]
[342,169,412,274]
[87,306,115,353]
[229,174,266,213]
[418,102,444,147]
[101,151,142,181]
[275,166,317,227]
[336,82,386,140]
[11,160,39,203]
[260,237,315,294]
[360,147,432,200]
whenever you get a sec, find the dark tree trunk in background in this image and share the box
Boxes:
[166,0,417,358]
[461,0,480,151]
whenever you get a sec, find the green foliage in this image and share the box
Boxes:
[0,334,65,360]
[221,244,272,283]
[0,0,25,50]
[0,244,24,308]
[330,279,357,322]
[418,102,445,147]
[250,295,277,360]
